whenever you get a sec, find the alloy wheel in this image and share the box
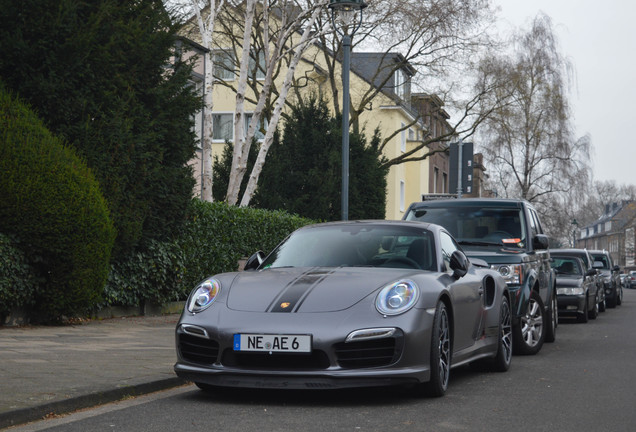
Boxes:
[520,297,543,347]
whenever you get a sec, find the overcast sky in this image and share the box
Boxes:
[492,0,636,186]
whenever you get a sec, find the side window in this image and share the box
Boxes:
[439,231,459,272]
[528,209,542,237]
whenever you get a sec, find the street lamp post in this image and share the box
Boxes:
[328,0,367,221]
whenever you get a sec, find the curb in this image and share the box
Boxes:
[0,377,187,430]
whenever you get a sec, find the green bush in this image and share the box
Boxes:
[0,233,38,319]
[103,239,187,308]
[178,200,314,291]
[0,88,116,322]
[102,199,314,309]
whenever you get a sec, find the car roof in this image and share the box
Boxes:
[300,219,440,232]
[407,198,529,209]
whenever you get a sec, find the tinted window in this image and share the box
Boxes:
[406,206,527,248]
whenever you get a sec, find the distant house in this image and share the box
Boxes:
[576,201,636,269]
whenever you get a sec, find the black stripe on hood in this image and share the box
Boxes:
[266,268,335,313]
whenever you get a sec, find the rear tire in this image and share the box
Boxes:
[491,296,512,372]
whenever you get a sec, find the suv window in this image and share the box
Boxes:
[405,206,527,248]
[528,208,542,237]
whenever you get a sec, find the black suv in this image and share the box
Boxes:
[404,198,557,355]
[589,250,623,308]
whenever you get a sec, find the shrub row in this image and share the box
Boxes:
[102,200,314,309]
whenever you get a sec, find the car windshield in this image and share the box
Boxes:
[261,224,437,271]
[591,254,610,269]
[551,258,582,276]
[405,206,526,249]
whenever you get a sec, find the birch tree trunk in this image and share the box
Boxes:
[226,0,257,205]
[239,6,323,207]
[191,0,225,202]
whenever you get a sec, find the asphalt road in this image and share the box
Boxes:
[9,290,636,432]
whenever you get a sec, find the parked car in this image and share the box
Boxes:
[403,198,557,355]
[630,271,636,289]
[589,250,623,307]
[550,249,605,318]
[550,256,598,323]
[174,220,512,397]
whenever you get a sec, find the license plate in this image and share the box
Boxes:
[233,334,312,353]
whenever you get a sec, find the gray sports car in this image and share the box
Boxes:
[174,220,512,397]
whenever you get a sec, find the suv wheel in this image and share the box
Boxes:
[617,286,623,305]
[545,291,557,343]
[513,290,546,355]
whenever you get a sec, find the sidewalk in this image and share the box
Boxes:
[0,314,187,430]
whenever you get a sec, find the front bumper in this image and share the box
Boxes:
[174,306,436,390]
[557,294,586,316]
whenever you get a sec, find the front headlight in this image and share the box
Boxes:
[376,279,419,316]
[557,287,585,295]
[491,264,524,285]
[187,278,221,313]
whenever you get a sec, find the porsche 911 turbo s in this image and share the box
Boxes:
[174,220,512,397]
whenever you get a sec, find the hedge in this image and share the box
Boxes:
[0,87,116,322]
[103,199,314,309]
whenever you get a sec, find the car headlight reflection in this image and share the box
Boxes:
[187,278,220,313]
[376,280,419,316]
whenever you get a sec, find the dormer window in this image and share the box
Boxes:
[394,69,406,99]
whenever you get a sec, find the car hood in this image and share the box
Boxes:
[555,276,584,288]
[226,267,416,313]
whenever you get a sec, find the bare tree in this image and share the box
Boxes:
[313,0,500,167]
[478,13,591,204]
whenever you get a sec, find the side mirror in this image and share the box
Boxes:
[585,268,597,277]
[244,251,265,271]
[533,234,549,250]
[449,250,469,279]
[613,265,621,272]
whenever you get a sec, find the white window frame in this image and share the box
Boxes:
[249,49,266,81]
[245,113,268,141]
[212,112,234,142]
[213,49,235,81]
[395,69,406,99]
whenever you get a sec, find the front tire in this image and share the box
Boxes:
[426,301,451,397]
[589,293,599,320]
[513,290,546,355]
[577,297,589,323]
[545,291,557,343]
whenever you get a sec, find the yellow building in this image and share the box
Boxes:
[182,26,432,220]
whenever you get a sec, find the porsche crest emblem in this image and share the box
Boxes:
[280,302,291,309]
